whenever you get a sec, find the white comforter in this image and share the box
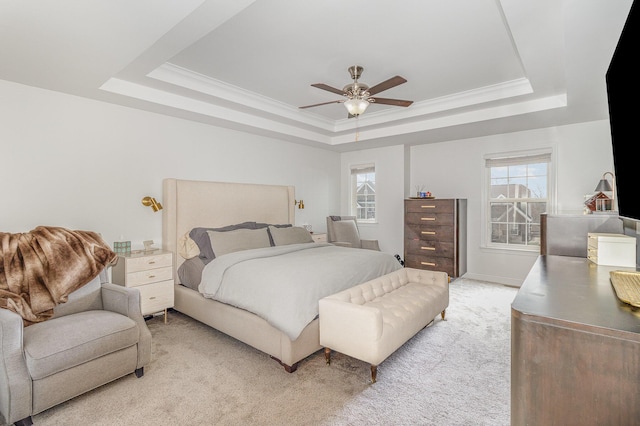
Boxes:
[198,243,402,340]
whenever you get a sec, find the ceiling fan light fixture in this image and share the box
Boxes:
[344,97,369,116]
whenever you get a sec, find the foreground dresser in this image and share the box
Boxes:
[404,198,467,277]
[511,255,640,425]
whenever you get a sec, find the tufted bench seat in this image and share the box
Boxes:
[319,267,449,382]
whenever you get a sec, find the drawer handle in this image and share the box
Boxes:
[420,205,436,208]
[421,231,436,235]
[149,296,156,300]
[420,217,436,221]
[421,261,436,266]
[420,246,436,251]
[148,261,156,265]
[148,275,156,279]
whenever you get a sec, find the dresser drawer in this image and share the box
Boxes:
[405,199,454,214]
[126,266,173,287]
[125,252,173,273]
[405,239,455,258]
[137,280,174,316]
[404,254,454,275]
[405,212,454,226]
[405,224,454,242]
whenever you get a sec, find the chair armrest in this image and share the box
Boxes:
[331,241,353,248]
[361,239,380,251]
[100,283,152,370]
[0,308,32,424]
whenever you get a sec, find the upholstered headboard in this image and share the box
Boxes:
[162,178,295,281]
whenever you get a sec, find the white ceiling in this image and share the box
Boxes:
[0,0,633,152]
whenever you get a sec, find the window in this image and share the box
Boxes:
[350,163,376,222]
[485,151,552,250]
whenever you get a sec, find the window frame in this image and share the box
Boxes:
[349,163,376,223]
[482,148,555,252]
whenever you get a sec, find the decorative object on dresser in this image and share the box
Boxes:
[111,250,175,323]
[404,198,467,278]
[587,232,636,267]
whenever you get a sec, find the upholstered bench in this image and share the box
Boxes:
[319,267,449,382]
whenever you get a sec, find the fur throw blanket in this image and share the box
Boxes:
[0,226,117,325]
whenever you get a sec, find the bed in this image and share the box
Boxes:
[162,178,402,372]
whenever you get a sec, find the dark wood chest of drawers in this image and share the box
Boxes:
[404,198,467,277]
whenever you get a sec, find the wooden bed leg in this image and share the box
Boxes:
[324,347,331,365]
[370,365,377,383]
[270,356,299,373]
[441,309,446,320]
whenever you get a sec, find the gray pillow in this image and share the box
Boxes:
[207,227,271,257]
[177,257,206,290]
[190,222,257,264]
[268,226,314,246]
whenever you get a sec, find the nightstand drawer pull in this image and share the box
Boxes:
[421,246,436,251]
[148,261,156,265]
[420,217,436,221]
[420,205,436,208]
[421,261,436,266]
[148,275,156,279]
[149,296,156,300]
[421,231,436,235]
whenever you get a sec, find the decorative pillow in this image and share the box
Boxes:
[207,227,271,257]
[268,225,314,246]
[332,220,361,248]
[178,232,200,259]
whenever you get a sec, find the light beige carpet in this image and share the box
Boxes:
[8,279,517,426]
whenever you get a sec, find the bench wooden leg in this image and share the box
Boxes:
[441,309,446,320]
[371,365,377,383]
[324,347,331,365]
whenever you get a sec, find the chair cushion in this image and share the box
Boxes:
[332,220,361,248]
[23,310,139,380]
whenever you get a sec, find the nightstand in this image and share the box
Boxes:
[111,250,174,323]
[311,233,327,243]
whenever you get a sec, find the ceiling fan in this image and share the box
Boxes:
[299,65,413,117]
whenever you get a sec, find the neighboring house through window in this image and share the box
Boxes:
[350,163,376,222]
[484,150,553,251]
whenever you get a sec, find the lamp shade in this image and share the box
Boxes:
[595,178,613,192]
[344,98,369,116]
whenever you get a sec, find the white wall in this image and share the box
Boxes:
[340,145,406,256]
[0,79,341,249]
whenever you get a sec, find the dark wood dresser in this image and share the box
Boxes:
[403,198,467,277]
[511,255,640,425]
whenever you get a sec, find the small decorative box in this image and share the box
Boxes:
[113,241,131,255]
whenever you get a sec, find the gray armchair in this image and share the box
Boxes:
[326,216,380,251]
[0,269,152,426]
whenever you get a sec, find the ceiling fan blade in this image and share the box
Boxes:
[367,76,407,95]
[299,100,343,109]
[370,97,413,107]
[311,83,345,95]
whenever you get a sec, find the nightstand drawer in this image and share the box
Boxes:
[126,266,173,287]
[125,252,173,273]
[311,233,327,243]
[137,280,174,316]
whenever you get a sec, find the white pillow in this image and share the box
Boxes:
[268,226,314,246]
[207,228,271,257]
[178,233,200,259]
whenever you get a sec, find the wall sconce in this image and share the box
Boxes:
[141,196,163,212]
[294,199,305,209]
[594,171,616,211]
